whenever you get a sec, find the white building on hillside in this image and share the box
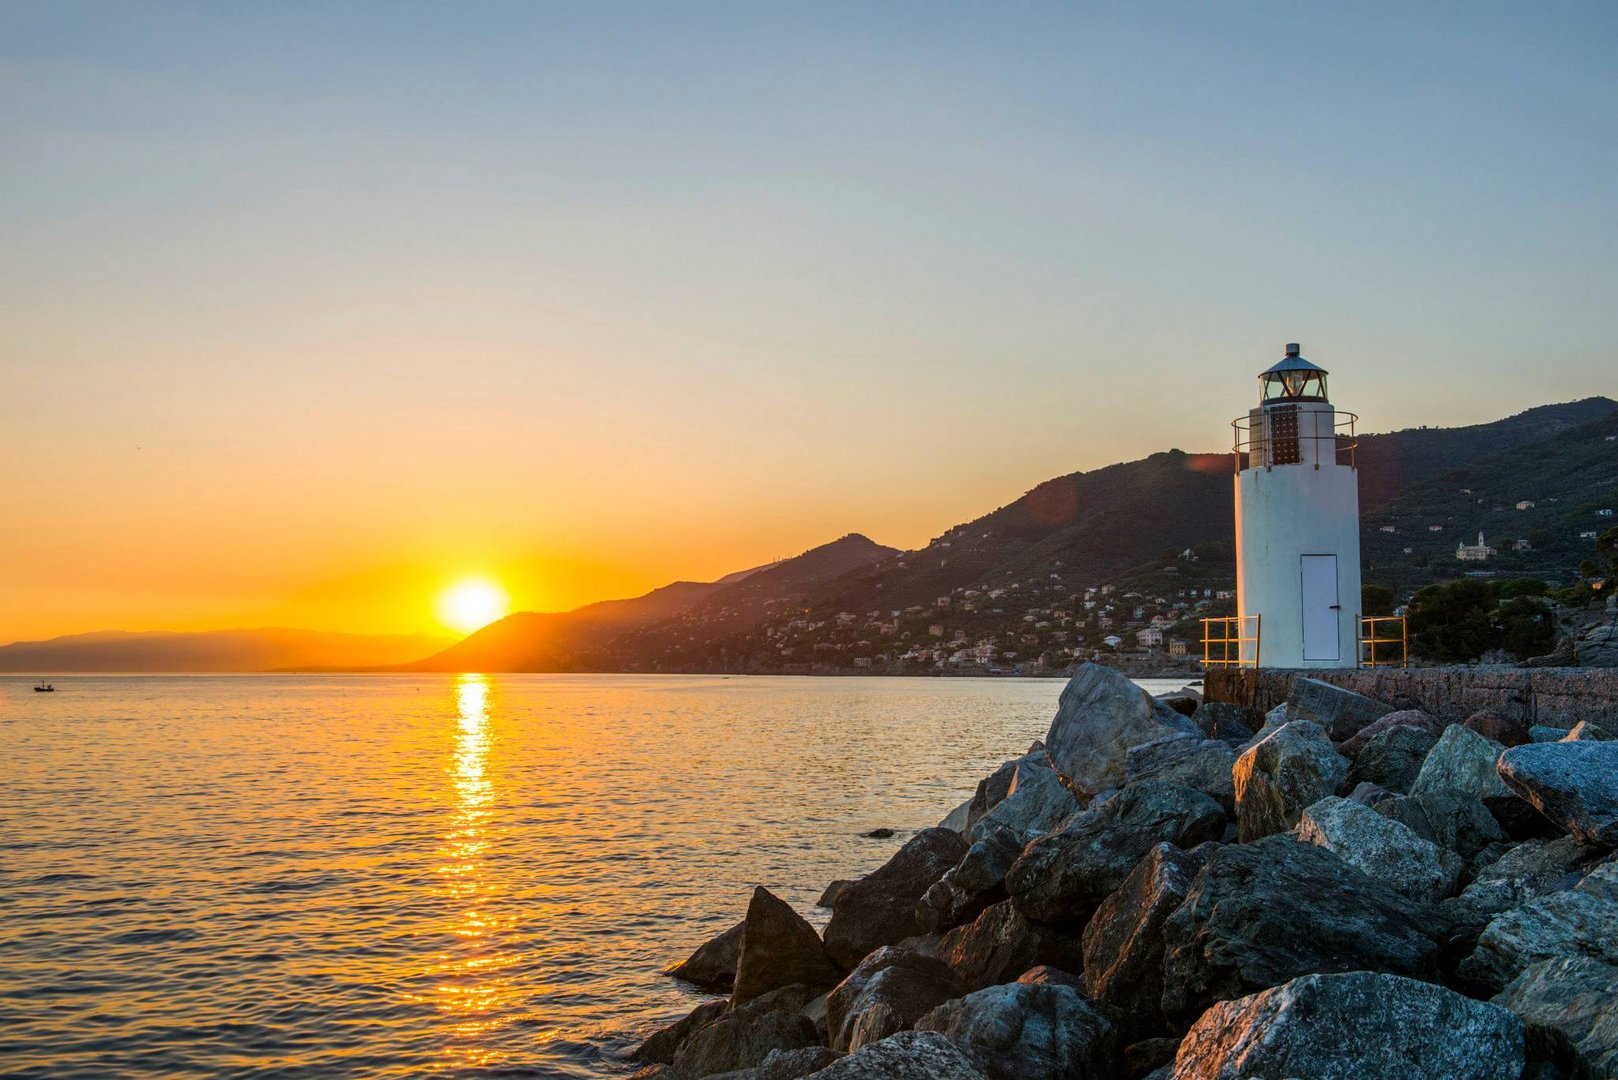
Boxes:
[1456,531,1497,562]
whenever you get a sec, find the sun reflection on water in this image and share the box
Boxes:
[424,675,522,1068]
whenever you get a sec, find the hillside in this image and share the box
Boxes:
[405,535,894,672]
[1361,407,1618,594]
[640,398,1616,673]
[0,628,452,673]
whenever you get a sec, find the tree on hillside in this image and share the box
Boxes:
[1361,584,1396,617]
[1407,578,1556,662]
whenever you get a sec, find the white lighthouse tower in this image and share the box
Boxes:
[1232,344,1361,668]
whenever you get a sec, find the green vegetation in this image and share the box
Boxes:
[1361,584,1395,617]
[1406,578,1556,663]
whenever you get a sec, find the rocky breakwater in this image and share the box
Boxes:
[628,664,1618,1080]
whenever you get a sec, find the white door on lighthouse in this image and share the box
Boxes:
[1299,555,1340,661]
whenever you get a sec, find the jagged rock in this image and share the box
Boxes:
[938,798,972,834]
[1189,702,1256,747]
[1017,965,1084,988]
[1234,703,1291,753]
[673,985,821,1079]
[1125,736,1238,815]
[800,1030,987,1079]
[1232,720,1348,842]
[1374,789,1506,863]
[918,899,1085,991]
[1080,842,1206,1036]
[1042,663,1198,795]
[825,947,967,1053]
[705,1046,844,1079]
[970,760,1079,843]
[1530,725,1572,743]
[632,1066,676,1079]
[733,887,843,1004]
[1173,971,1524,1080]
[824,828,968,968]
[1283,677,1396,742]
[1499,740,1618,845]
[634,998,731,1065]
[1495,957,1618,1079]
[1007,782,1224,924]
[917,826,1023,934]
[1293,795,1461,901]
[1578,622,1618,667]
[1411,724,1512,801]
[1466,708,1531,747]
[1460,861,1618,991]
[861,828,896,839]
[1337,708,1443,758]
[818,881,853,910]
[1159,834,1442,1024]
[966,749,1046,831]
[1124,1038,1180,1078]
[916,980,1117,1080]
[1564,720,1616,741]
[1156,688,1202,717]
[1346,780,1393,806]
[1345,723,1440,795]
[1445,835,1599,926]
[667,921,745,991]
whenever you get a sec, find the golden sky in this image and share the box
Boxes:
[3,4,1615,642]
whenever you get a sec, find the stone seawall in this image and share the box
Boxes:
[1204,666,1618,729]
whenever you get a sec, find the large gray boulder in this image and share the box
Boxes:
[666,920,744,991]
[1445,835,1599,926]
[1043,664,1197,795]
[825,947,967,1053]
[1284,677,1396,742]
[1345,722,1441,795]
[1410,723,1512,801]
[1495,956,1618,1079]
[916,826,1023,934]
[1374,789,1506,864]
[824,828,968,969]
[1292,795,1461,902]
[916,980,1117,1080]
[1159,834,1442,1024]
[1125,735,1238,816]
[801,1031,987,1079]
[1498,740,1618,845]
[917,899,1085,992]
[1232,720,1348,842]
[1460,861,1618,992]
[733,887,844,1004]
[673,985,821,1079]
[967,747,1048,831]
[705,1047,843,1080]
[634,999,731,1065]
[1007,781,1224,924]
[1173,971,1524,1080]
[1338,707,1442,757]
[1080,842,1207,1036]
[969,760,1080,843]
[1190,701,1257,747]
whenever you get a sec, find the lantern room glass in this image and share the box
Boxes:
[1262,370,1328,402]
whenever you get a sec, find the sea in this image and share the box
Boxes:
[1,673,1189,1078]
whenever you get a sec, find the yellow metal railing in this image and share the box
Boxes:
[1360,614,1408,669]
[1203,614,1260,669]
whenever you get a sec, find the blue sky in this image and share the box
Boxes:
[2,2,1615,634]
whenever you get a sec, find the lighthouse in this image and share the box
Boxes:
[1232,344,1361,668]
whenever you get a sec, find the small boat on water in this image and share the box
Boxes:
[33,681,55,692]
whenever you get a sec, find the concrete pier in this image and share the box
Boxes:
[1204,666,1618,730]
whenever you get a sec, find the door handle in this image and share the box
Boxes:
[1329,605,1342,610]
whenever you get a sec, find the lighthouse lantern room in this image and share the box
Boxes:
[1232,344,1361,668]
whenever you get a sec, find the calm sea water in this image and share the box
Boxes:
[1,673,1186,1078]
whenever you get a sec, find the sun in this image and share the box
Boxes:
[436,578,511,635]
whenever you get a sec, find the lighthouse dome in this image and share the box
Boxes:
[1260,343,1328,402]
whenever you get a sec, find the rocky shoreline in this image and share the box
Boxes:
[624,663,1618,1079]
